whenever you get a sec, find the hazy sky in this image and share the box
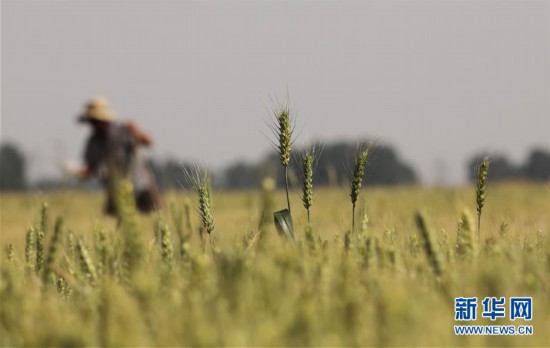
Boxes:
[2,0,549,184]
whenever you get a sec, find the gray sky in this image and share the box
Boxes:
[2,0,549,184]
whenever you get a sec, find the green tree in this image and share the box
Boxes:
[0,143,27,191]
[524,148,550,181]
[298,141,417,187]
[467,154,519,182]
[223,162,262,189]
[260,141,417,189]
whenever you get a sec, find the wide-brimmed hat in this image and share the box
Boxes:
[78,97,116,123]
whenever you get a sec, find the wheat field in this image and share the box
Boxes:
[0,183,549,346]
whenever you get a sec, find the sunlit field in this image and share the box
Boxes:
[1,183,549,346]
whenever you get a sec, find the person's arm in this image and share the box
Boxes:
[76,166,92,178]
[125,121,153,146]
[61,162,92,179]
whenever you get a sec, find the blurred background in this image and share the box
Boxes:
[1,0,549,191]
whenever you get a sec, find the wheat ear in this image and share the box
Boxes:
[475,156,490,236]
[350,147,369,232]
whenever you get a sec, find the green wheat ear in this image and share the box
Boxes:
[415,211,444,277]
[117,180,144,281]
[155,217,174,272]
[265,97,296,214]
[6,244,14,262]
[184,165,215,236]
[77,237,98,286]
[301,145,318,224]
[350,146,369,232]
[475,156,490,235]
[302,152,313,211]
[277,108,292,168]
[456,208,476,258]
[25,227,36,272]
[277,106,293,213]
[43,217,64,286]
[40,202,49,234]
[197,182,215,235]
[36,228,45,274]
[95,229,110,278]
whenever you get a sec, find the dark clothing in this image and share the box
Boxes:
[84,122,161,214]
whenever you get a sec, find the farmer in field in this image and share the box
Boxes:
[73,97,162,215]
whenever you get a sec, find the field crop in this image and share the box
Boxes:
[0,183,549,346]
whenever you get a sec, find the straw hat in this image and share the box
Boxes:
[78,97,116,122]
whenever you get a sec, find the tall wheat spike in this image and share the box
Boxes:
[184,165,216,255]
[277,107,292,213]
[350,147,369,232]
[197,182,215,235]
[301,151,314,224]
[475,156,490,236]
[266,99,294,214]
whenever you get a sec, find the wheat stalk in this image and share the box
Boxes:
[25,227,36,272]
[66,230,77,262]
[265,99,295,213]
[171,203,190,260]
[278,108,292,213]
[183,198,195,239]
[475,156,490,236]
[456,208,476,257]
[258,177,275,232]
[95,229,110,278]
[76,237,98,285]
[301,151,314,224]
[364,236,379,269]
[6,244,14,262]
[116,180,144,281]
[55,275,71,298]
[43,217,64,285]
[155,217,175,271]
[415,211,444,277]
[161,224,174,267]
[36,227,45,274]
[361,212,369,237]
[197,183,215,235]
[184,165,216,241]
[40,202,49,234]
[350,146,369,232]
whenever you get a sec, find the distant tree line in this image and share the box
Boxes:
[218,142,418,190]
[151,141,418,190]
[467,149,550,182]
[2,141,549,191]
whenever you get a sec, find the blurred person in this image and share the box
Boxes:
[71,97,162,215]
